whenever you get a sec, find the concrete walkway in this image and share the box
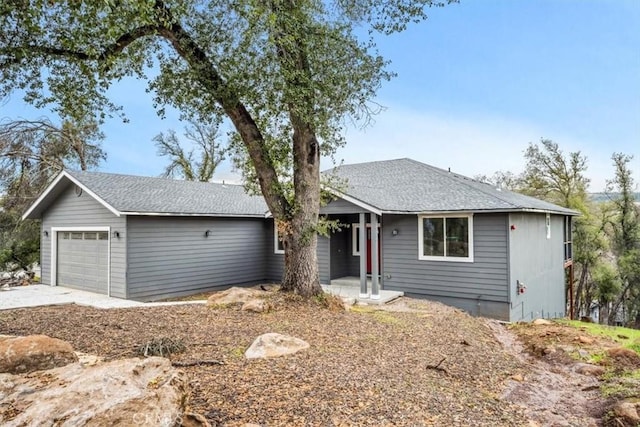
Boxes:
[0,285,205,310]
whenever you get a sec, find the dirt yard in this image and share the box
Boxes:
[1,295,638,426]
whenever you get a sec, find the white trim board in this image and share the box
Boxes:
[50,226,111,296]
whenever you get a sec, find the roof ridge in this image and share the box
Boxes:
[322,157,413,173]
[66,169,245,188]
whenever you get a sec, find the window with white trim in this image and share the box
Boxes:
[418,214,473,262]
[274,223,284,254]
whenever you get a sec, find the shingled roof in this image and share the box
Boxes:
[324,158,578,215]
[23,170,268,219]
[24,158,578,220]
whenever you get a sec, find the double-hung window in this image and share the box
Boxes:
[418,214,474,262]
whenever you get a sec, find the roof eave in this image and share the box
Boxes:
[120,211,266,218]
[379,207,580,216]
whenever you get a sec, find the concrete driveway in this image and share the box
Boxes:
[0,285,204,310]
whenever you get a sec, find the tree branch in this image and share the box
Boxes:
[152,1,289,217]
[2,25,161,67]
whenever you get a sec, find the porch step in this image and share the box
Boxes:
[330,276,370,288]
[322,277,404,306]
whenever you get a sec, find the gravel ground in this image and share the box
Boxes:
[0,297,530,426]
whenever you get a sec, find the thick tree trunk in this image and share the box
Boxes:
[599,303,609,325]
[280,126,322,297]
[159,1,323,297]
[573,265,588,319]
[281,227,320,297]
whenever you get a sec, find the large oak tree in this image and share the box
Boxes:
[0,0,454,296]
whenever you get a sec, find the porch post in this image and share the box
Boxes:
[359,212,368,298]
[371,213,380,300]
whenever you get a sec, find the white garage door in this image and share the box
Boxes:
[57,231,109,294]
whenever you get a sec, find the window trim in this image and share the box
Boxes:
[417,213,474,263]
[274,223,284,254]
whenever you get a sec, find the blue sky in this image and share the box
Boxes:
[2,0,639,191]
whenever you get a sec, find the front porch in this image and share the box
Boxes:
[323,276,403,305]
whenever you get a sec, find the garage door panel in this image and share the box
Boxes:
[57,231,108,294]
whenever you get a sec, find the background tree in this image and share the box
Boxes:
[474,170,522,191]
[591,262,621,325]
[605,153,640,326]
[571,205,608,320]
[154,121,227,181]
[520,139,590,210]
[0,118,105,271]
[0,0,456,296]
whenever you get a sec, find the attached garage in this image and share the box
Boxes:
[54,230,109,294]
[23,169,270,301]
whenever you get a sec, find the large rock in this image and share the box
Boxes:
[0,335,78,374]
[241,299,270,313]
[206,287,263,306]
[612,401,640,424]
[574,363,605,376]
[0,357,198,427]
[245,333,309,359]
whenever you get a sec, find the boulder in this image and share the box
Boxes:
[181,412,212,427]
[0,357,190,426]
[611,401,640,424]
[574,363,605,376]
[606,347,640,368]
[576,336,594,345]
[532,318,552,326]
[0,335,78,374]
[241,299,270,313]
[207,287,264,307]
[607,347,640,360]
[245,333,309,359]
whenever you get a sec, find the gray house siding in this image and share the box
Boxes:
[264,219,284,282]
[40,183,127,298]
[263,219,330,284]
[318,236,330,284]
[382,213,510,320]
[126,216,267,300]
[508,213,566,321]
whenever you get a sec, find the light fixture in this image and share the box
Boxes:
[113,231,120,238]
[43,230,49,237]
[391,229,399,236]
[204,229,211,238]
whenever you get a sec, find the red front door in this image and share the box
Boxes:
[365,227,381,274]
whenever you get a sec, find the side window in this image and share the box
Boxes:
[352,225,360,256]
[274,222,284,254]
[418,214,473,262]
